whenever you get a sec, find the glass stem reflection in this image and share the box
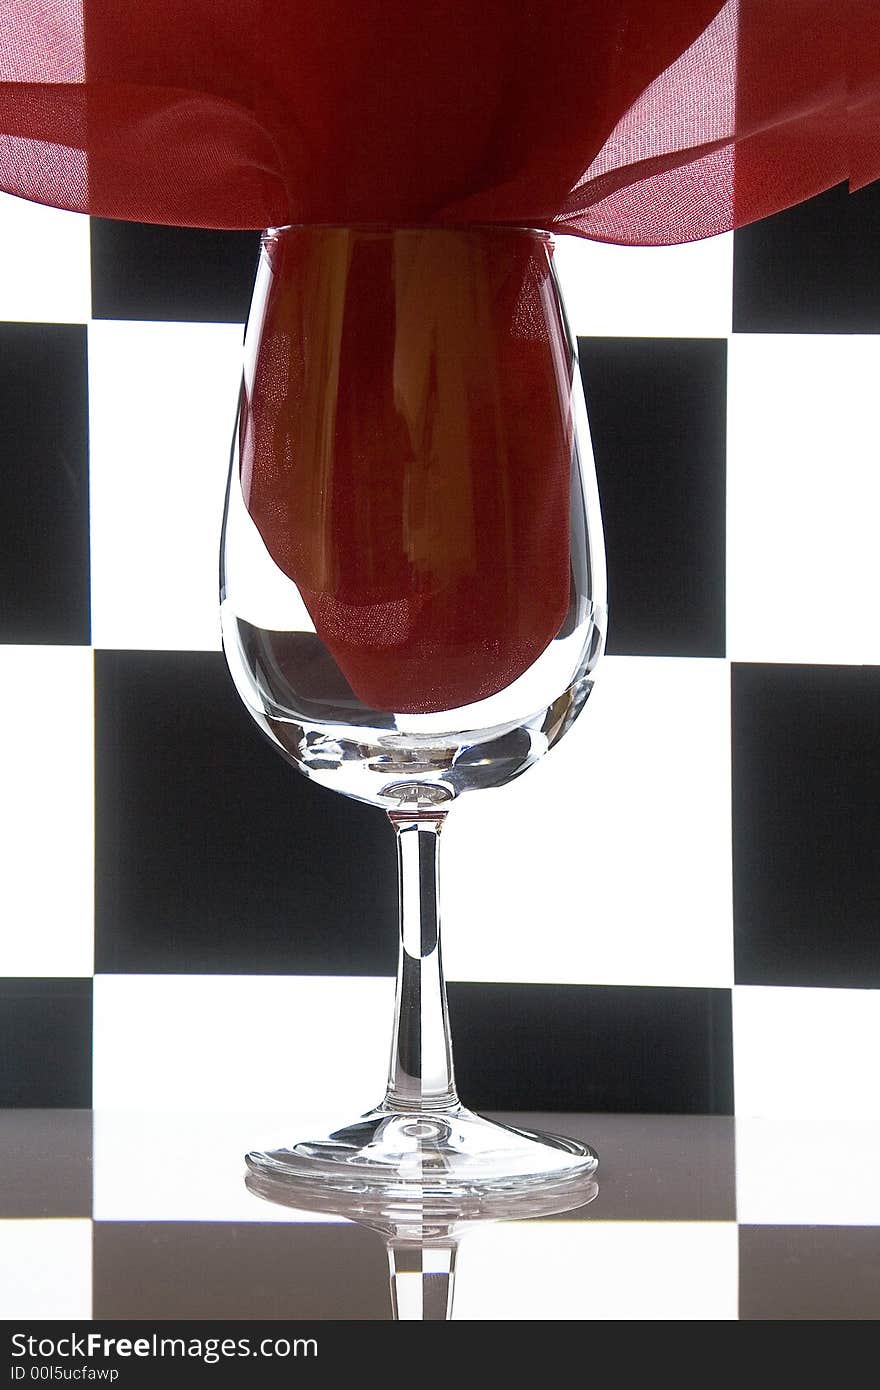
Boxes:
[386,1239,457,1320]
[385,810,459,1112]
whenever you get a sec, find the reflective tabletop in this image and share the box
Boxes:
[1,1110,878,1320]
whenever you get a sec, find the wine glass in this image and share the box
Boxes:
[220,223,606,1200]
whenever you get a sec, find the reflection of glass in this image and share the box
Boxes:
[246,1168,599,1320]
[221,224,606,1199]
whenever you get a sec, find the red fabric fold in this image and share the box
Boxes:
[0,1,875,240]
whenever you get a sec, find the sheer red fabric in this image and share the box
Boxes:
[2,2,876,712]
[0,1,876,241]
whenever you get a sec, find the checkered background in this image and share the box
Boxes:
[1,182,879,1319]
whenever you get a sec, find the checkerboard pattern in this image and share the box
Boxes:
[2,1110,879,1318]
[1,181,878,1134]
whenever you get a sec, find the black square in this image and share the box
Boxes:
[0,323,90,644]
[733,181,880,334]
[0,980,92,1107]
[501,1113,736,1220]
[93,1222,389,1319]
[740,1227,880,1320]
[448,982,734,1114]
[94,649,398,975]
[732,663,880,988]
[0,1111,92,1216]
[578,336,726,657]
[90,220,261,323]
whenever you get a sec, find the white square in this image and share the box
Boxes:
[453,1220,738,1320]
[0,192,91,324]
[0,1220,91,1319]
[92,974,393,1114]
[733,985,880,1120]
[736,1116,880,1227]
[727,334,880,664]
[92,975,395,1220]
[443,656,734,989]
[735,979,880,1225]
[88,321,245,651]
[0,646,94,975]
[92,1110,344,1224]
[554,231,732,339]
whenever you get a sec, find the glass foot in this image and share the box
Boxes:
[246,1130,599,1320]
[246,1102,597,1207]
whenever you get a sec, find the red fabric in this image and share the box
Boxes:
[2,3,876,713]
[0,2,876,241]
[239,228,573,713]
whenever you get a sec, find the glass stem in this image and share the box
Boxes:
[384,809,459,1113]
[386,1237,458,1320]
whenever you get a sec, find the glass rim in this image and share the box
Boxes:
[262,222,555,242]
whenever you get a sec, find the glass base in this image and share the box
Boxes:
[245,1102,598,1209]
